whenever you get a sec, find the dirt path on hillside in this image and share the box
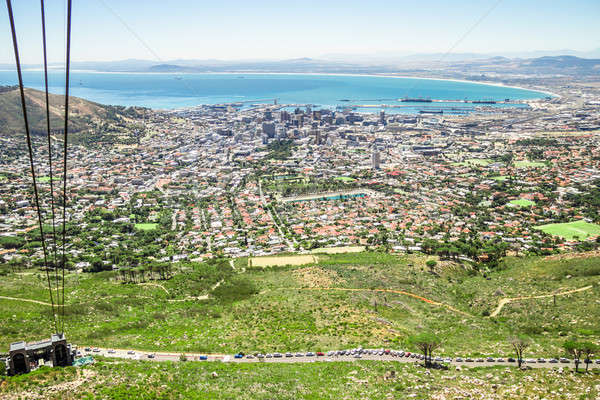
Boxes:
[167,279,224,302]
[0,295,63,307]
[489,285,593,317]
[287,287,471,316]
[139,282,170,295]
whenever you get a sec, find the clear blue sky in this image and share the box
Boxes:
[1,0,599,64]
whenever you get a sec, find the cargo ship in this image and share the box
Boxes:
[401,98,432,103]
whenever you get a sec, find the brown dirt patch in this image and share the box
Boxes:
[293,267,343,288]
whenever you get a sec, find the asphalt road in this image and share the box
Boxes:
[80,347,599,370]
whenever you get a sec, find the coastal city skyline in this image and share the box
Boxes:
[1,0,600,397]
[0,0,599,64]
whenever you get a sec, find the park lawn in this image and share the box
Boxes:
[134,223,159,231]
[514,160,546,168]
[1,360,598,400]
[0,252,598,358]
[509,199,535,208]
[534,220,600,241]
[335,176,356,182]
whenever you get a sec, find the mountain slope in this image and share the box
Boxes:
[0,85,141,137]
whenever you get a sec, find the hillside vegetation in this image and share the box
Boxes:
[0,85,148,145]
[1,359,598,400]
[1,252,598,358]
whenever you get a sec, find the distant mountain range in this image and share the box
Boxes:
[2,53,599,76]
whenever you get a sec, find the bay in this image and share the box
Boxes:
[0,70,549,112]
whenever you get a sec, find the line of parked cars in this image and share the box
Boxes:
[80,347,600,365]
[229,347,600,365]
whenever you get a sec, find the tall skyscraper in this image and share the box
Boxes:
[371,150,381,170]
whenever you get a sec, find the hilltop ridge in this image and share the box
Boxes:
[0,85,146,138]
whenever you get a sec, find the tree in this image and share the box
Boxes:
[564,340,584,372]
[510,336,530,368]
[410,332,441,368]
[580,342,597,372]
[425,260,437,273]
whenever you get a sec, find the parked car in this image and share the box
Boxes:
[295,353,304,357]
[246,355,254,359]
[476,358,484,363]
[257,354,265,359]
[486,357,495,362]
[549,359,558,363]
[507,357,516,362]
[465,358,474,362]
[354,354,362,359]
[108,349,116,354]
[147,354,155,359]
[316,352,324,356]
[273,353,283,358]
[127,351,135,355]
[265,353,273,358]
[537,358,546,363]
[199,355,208,360]
[234,353,244,359]
[496,358,505,362]
[306,352,315,357]
[285,353,293,358]
[84,347,91,352]
[560,358,570,363]
[93,348,100,353]
[455,357,463,362]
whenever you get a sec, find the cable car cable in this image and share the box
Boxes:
[5,0,58,334]
[60,0,73,334]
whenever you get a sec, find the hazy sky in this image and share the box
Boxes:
[1,0,599,64]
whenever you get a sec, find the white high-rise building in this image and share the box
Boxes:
[371,150,381,170]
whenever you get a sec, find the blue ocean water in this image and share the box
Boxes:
[0,70,549,112]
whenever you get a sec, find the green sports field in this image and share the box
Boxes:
[134,223,159,231]
[534,220,600,240]
[514,160,546,168]
[509,199,535,208]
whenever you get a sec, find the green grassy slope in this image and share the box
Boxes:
[1,359,598,400]
[0,252,598,357]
